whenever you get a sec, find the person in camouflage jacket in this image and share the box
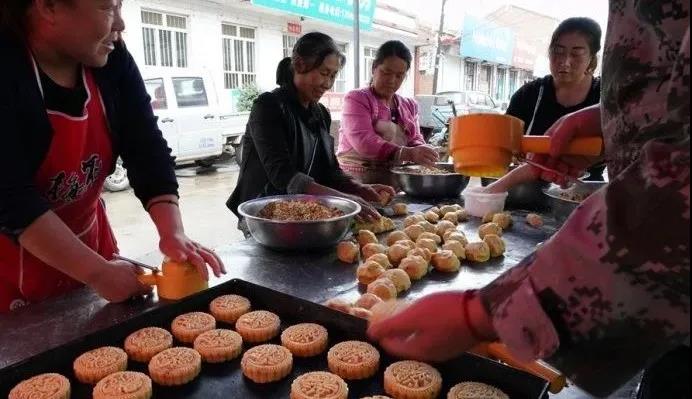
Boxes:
[368,1,689,396]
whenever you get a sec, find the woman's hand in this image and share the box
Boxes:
[529,106,603,186]
[344,194,382,222]
[399,145,439,166]
[159,233,226,281]
[357,184,397,206]
[368,292,496,362]
[90,260,152,302]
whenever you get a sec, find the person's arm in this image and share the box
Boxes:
[340,91,400,160]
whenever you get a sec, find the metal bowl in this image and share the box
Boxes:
[391,163,470,198]
[238,195,361,250]
[543,182,608,224]
[481,177,550,211]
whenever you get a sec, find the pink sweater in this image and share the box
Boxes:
[337,87,425,160]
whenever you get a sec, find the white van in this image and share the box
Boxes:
[104,70,249,191]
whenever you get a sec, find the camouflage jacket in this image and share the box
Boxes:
[481,1,690,397]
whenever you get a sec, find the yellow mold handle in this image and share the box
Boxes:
[137,273,158,286]
[520,136,603,156]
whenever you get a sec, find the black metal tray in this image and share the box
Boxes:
[0,279,549,398]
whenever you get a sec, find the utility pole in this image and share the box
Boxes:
[431,0,447,94]
[353,0,361,88]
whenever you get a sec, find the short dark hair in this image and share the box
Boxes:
[550,17,602,56]
[276,32,346,86]
[0,0,33,38]
[373,40,413,71]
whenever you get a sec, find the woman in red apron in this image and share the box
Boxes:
[0,0,225,313]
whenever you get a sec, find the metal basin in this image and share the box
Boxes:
[238,195,360,250]
[481,177,550,211]
[391,163,470,198]
[543,182,608,224]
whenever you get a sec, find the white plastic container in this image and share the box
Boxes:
[462,186,508,218]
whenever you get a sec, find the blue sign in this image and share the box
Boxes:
[460,15,515,65]
[252,0,376,30]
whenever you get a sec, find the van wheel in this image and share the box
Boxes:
[104,163,130,192]
[195,158,218,168]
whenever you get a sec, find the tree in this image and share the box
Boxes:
[432,0,448,94]
[236,83,261,112]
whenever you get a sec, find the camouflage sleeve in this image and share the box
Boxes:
[480,24,690,398]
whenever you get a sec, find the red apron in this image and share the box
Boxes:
[0,64,118,312]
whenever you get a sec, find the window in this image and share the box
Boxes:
[478,65,492,95]
[464,61,476,91]
[172,77,208,107]
[222,24,257,89]
[283,34,298,58]
[364,46,377,83]
[141,10,188,68]
[144,78,167,110]
[509,70,519,94]
[331,43,348,93]
[496,68,506,100]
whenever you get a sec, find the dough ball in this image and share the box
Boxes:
[367,277,398,300]
[366,253,392,269]
[482,212,498,223]
[362,243,387,259]
[424,211,440,224]
[369,300,410,325]
[417,221,436,234]
[526,213,544,228]
[324,298,352,313]
[439,205,457,216]
[465,242,491,263]
[418,232,442,245]
[392,203,408,216]
[429,206,442,216]
[442,212,458,224]
[478,222,503,240]
[398,255,429,280]
[357,260,386,285]
[415,238,438,254]
[383,268,412,293]
[357,230,378,247]
[435,220,456,238]
[387,243,410,266]
[354,293,383,310]
[404,224,425,241]
[336,241,359,263]
[395,240,416,251]
[407,247,432,263]
[492,212,513,230]
[378,190,394,206]
[404,214,426,227]
[386,230,409,246]
[443,231,468,246]
[456,209,469,222]
[349,307,373,319]
[431,250,461,272]
[442,240,466,259]
[483,234,506,258]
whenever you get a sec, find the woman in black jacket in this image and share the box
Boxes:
[228,32,395,234]
[0,0,223,312]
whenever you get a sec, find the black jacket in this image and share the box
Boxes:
[227,84,355,217]
[0,34,178,238]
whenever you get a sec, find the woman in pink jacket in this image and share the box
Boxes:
[337,41,438,186]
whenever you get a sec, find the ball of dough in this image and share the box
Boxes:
[378,190,394,206]
[324,298,352,313]
[383,268,412,293]
[407,247,432,263]
[456,209,469,222]
[431,250,461,272]
[451,204,463,211]
[435,220,456,238]
[483,234,506,258]
[367,277,398,300]
[386,230,409,246]
[482,212,498,223]
[362,243,387,259]
[417,221,436,234]
[492,212,513,230]
[478,222,503,240]
[443,231,468,246]
[357,230,378,247]
[392,203,408,216]
[429,206,442,216]
[424,211,440,223]
[442,212,458,224]
[439,205,457,216]
[349,307,373,319]
[415,238,438,254]
[395,240,416,251]
[442,240,466,259]
[369,300,410,325]
[398,255,429,280]
[465,242,491,263]
[336,241,359,263]
[404,224,425,241]
[404,214,426,227]
[357,261,386,285]
[387,243,410,266]
[418,232,442,245]
[526,213,544,228]
[354,293,383,310]
[366,253,392,269]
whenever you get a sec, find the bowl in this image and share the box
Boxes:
[390,163,470,198]
[462,186,509,218]
[238,195,361,250]
[543,182,608,224]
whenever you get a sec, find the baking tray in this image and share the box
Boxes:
[0,279,549,398]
